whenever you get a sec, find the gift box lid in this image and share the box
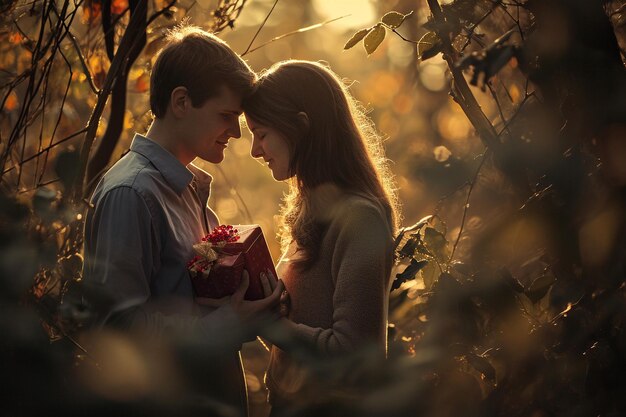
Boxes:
[222,224,263,253]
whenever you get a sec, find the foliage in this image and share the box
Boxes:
[343,1,626,416]
[344,10,413,55]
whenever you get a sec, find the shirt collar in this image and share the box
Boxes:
[130,134,194,195]
[188,163,213,205]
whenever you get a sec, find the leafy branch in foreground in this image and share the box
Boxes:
[352,1,626,416]
[344,10,414,55]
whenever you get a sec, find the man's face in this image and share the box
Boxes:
[182,85,243,164]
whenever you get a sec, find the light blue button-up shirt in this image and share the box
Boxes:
[83,134,248,414]
[84,134,219,317]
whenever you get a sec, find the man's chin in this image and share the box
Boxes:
[203,152,225,164]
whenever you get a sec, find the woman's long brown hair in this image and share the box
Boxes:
[243,60,400,268]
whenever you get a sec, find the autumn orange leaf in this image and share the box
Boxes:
[111,0,128,14]
[82,1,102,24]
[134,72,150,93]
[8,32,24,45]
[4,91,19,111]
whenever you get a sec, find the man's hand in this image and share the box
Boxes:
[195,270,284,322]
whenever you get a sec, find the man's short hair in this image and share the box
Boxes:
[150,25,255,118]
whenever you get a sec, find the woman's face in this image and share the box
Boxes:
[245,115,292,181]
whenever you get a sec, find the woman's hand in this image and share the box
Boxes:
[195,270,284,322]
[263,269,290,317]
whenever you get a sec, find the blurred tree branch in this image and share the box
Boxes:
[76,0,175,200]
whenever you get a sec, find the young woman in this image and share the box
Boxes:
[243,60,400,411]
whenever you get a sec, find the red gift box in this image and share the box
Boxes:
[189,225,277,301]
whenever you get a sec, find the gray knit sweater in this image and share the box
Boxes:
[266,186,395,404]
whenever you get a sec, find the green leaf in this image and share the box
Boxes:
[364,24,385,55]
[429,214,447,236]
[420,261,440,290]
[414,239,432,259]
[418,31,442,60]
[437,271,461,291]
[381,11,412,29]
[517,293,535,316]
[451,262,473,278]
[59,253,84,279]
[404,215,433,233]
[499,268,524,293]
[423,226,450,263]
[526,273,557,303]
[344,28,370,50]
[394,215,433,250]
[398,236,418,258]
[392,259,428,291]
[466,353,496,381]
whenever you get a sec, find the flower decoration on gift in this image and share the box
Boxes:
[187,225,240,278]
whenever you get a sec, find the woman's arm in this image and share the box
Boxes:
[265,202,394,355]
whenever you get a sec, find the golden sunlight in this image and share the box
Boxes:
[312,0,377,30]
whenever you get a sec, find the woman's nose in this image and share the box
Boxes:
[250,136,263,158]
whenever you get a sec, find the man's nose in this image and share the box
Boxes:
[229,119,242,139]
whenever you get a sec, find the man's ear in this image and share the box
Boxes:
[170,86,189,118]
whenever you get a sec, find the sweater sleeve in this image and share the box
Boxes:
[288,202,393,354]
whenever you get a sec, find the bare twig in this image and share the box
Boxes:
[495,0,525,40]
[243,15,348,56]
[486,81,509,132]
[18,177,62,194]
[391,28,418,44]
[37,48,73,185]
[460,4,498,52]
[449,150,489,263]
[1,0,80,187]
[53,6,99,94]
[496,91,536,137]
[241,0,279,56]
[2,128,88,176]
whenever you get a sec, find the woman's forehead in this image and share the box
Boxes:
[244,115,265,130]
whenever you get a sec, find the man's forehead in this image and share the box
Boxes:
[216,85,243,112]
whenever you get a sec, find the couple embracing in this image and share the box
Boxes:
[83,24,400,417]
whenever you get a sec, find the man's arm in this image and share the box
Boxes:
[83,186,281,350]
[83,186,156,319]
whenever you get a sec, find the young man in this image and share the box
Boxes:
[83,26,282,415]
